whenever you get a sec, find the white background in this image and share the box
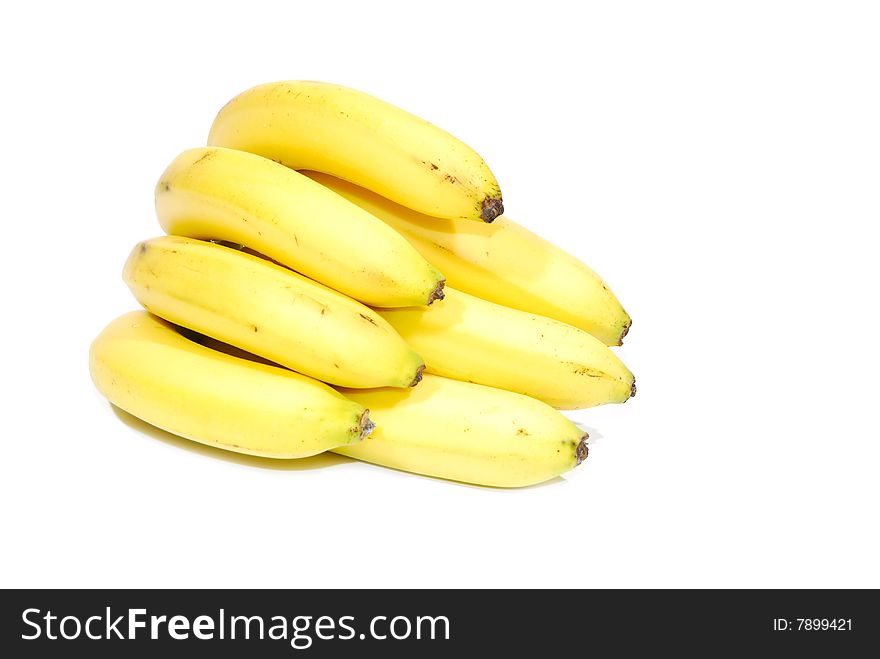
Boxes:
[2,1,878,588]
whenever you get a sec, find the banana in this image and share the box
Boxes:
[89,311,373,458]
[335,374,588,488]
[123,236,424,388]
[376,288,635,409]
[155,147,445,307]
[207,80,503,222]
[305,171,631,346]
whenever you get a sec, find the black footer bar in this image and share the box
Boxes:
[1,589,876,656]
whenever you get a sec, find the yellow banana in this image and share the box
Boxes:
[89,311,373,458]
[155,147,445,307]
[376,288,634,409]
[123,236,424,388]
[336,374,588,488]
[305,171,631,346]
[207,80,503,222]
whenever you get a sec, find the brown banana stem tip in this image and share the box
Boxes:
[575,434,590,465]
[427,279,446,305]
[358,409,375,440]
[630,378,637,399]
[618,318,632,344]
[480,197,504,223]
[410,364,426,387]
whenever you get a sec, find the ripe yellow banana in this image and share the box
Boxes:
[305,171,631,346]
[207,80,503,222]
[123,236,424,388]
[155,147,445,307]
[376,288,635,409]
[89,311,373,458]
[335,374,588,488]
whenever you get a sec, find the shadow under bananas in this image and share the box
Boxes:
[110,404,353,472]
[366,464,567,491]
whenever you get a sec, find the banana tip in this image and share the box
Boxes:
[618,318,632,344]
[575,434,590,465]
[629,378,637,399]
[358,410,375,441]
[427,279,446,305]
[480,197,504,222]
[410,364,425,387]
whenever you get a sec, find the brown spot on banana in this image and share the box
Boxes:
[565,362,608,378]
[192,150,214,166]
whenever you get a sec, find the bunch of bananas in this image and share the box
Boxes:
[90,81,635,488]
